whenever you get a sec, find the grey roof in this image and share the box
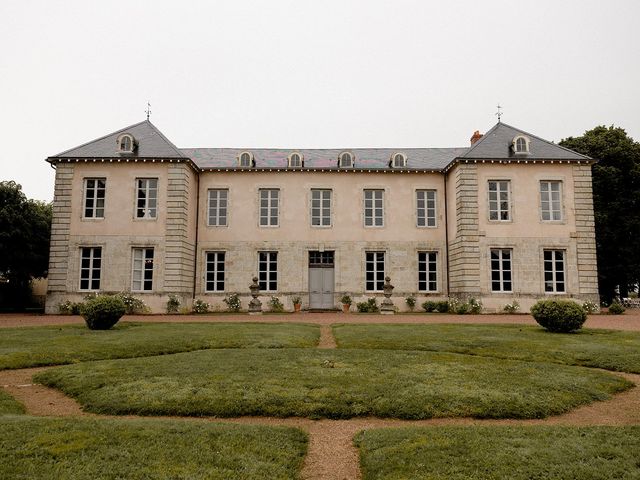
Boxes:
[461,122,591,160]
[182,147,469,170]
[50,120,184,159]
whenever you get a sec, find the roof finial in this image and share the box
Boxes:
[495,104,503,123]
[145,101,152,121]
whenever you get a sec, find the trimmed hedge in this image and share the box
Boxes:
[531,300,587,333]
[81,295,126,330]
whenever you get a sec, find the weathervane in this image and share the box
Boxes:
[495,104,503,123]
[145,102,152,121]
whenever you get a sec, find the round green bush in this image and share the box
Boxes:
[530,300,587,333]
[81,295,126,330]
[608,302,626,315]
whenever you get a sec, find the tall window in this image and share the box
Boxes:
[488,180,511,221]
[418,252,437,292]
[258,252,278,291]
[205,252,225,292]
[544,250,565,293]
[135,178,158,219]
[416,190,437,227]
[490,249,512,292]
[365,251,385,291]
[540,181,562,221]
[311,189,332,227]
[80,247,101,291]
[364,189,384,227]
[259,189,279,227]
[84,178,106,218]
[132,248,154,291]
[208,189,228,226]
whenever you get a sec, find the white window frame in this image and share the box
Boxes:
[391,152,407,168]
[418,251,438,292]
[117,134,135,153]
[311,189,332,227]
[205,251,226,292]
[258,251,278,292]
[513,135,530,154]
[490,248,513,293]
[364,189,384,227]
[288,152,303,168]
[488,180,511,221]
[131,247,154,292]
[416,190,437,228]
[238,151,254,167]
[365,251,385,292]
[540,180,563,221]
[79,247,102,291]
[83,178,106,219]
[339,152,354,168]
[259,189,280,227]
[208,189,229,226]
[135,178,158,219]
[544,249,566,293]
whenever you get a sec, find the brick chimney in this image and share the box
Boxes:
[470,130,483,145]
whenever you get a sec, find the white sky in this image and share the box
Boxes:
[1,0,639,201]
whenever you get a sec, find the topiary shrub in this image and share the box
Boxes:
[608,301,626,315]
[422,300,437,313]
[530,300,587,333]
[356,298,379,313]
[81,295,126,330]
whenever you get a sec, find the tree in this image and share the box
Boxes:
[560,126,640,302]
[0,181,52,309]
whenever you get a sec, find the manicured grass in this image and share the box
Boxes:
[36,349,630,419]
[0,322,319,370]
[0,416,307,480]
[333,323,640,373]
[0,391,24,415]
[355,425,640,480]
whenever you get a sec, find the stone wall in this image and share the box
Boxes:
[572,164,599,301]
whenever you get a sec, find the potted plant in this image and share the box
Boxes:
[340,294,352,313]
[291,296,302,313]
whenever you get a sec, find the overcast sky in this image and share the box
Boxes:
[1,0,638,201]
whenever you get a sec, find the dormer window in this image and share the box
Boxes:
[391,152,407,168]
[513,136,530,154]
[288,152,303,168]
[238,151,254,168]
[338,152,354,168]
[117,134,135,153]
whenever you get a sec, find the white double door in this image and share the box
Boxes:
[309,267,335,309]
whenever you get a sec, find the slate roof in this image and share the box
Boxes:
[48,120,592,171]
[50,120,184,159]
[460,122,591,160]
[181,147,468,170]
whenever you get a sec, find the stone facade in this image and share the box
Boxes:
[44,120,599,313]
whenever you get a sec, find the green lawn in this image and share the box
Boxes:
[0,391,24,415]
[0,416,307,480]
[35,348,630,419]
[333,323,640,373]
[0,322,319,370]
[355,425,640,480]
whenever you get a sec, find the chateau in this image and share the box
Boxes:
[44,120,598,313]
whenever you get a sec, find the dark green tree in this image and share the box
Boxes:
[0,181,52,309]
[560,126,640,302]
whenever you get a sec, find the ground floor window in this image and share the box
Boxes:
[205,252,225,292]
[132,248,154,291]
[259,251,278,291]
[365,251,385,291]
[418,252,437,292]
[80,247,101,291]
[544,250,565,293]
[490,248,512,292]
